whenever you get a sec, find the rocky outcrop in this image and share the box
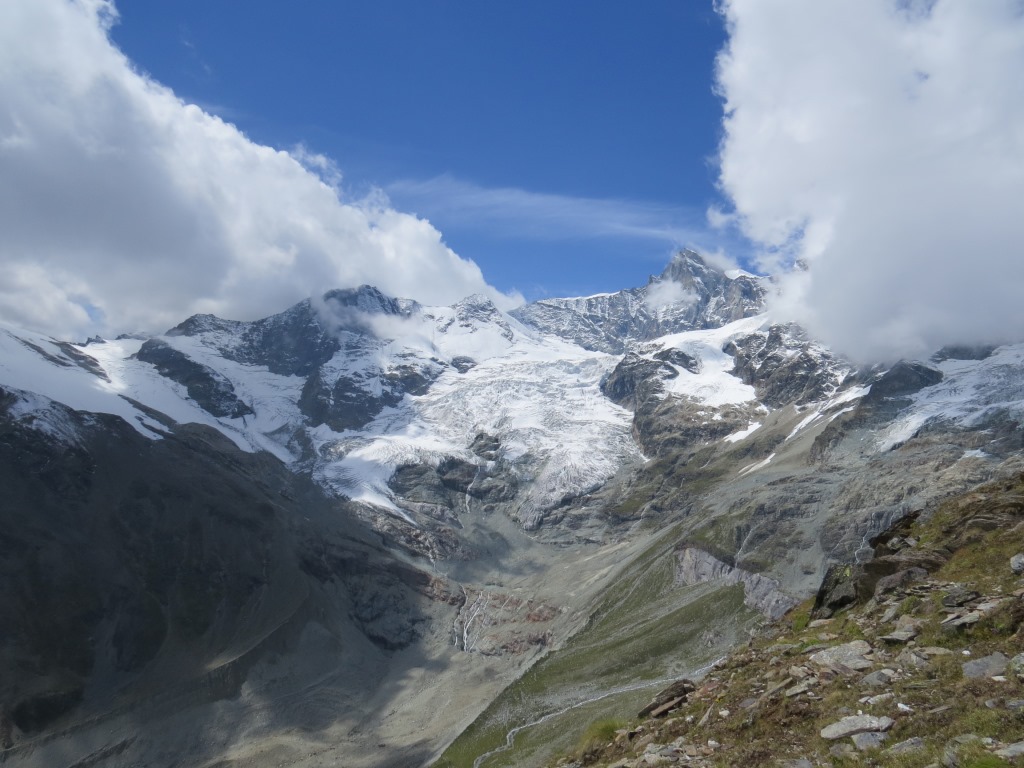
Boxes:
[298,362,440,432]
[675,547,796,620]
[135,339,253,418]
[725,324,848,408]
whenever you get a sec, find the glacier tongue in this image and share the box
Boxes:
[307,325,641,528]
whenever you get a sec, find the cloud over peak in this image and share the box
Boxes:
[0,0,515,339]
[715,0,1024,362]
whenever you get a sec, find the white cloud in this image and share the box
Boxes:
[0,0,517,339]
[388,174,710,245]
[715,0,1024,362]
[644,279,698,311]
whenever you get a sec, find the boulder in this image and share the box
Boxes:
[852,731,888,751]
[962,652,1009,679]
[638,679,696,718]
[874,567,928,598]
[821,715,894,740]
[809,640,874,671]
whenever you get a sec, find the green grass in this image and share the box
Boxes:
[433,524,758,768]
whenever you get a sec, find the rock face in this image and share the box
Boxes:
[135,339,254,418]
[724,323,847,408]
[0,386,445,746]
[511,250,767,353]
[675,548,796,620]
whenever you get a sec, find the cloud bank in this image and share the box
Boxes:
[715,0,1024,362]
[0,0,515,339]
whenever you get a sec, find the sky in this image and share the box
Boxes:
[106,1,732,299]
[0,0,1022,361]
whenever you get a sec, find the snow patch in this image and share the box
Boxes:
[738,452,776,477]
[725,422,762,443]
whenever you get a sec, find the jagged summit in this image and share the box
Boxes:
[510,249,768,353]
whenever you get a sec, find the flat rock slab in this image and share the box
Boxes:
[996,741,1024,758]
[852,731,888,751]
[860,669,893,687]
[919,646,954,657]
[885,736,926,755]
[821,715,895,740]
[963,652,1009,679]
[879,629,917,643]
[810,640,874,671]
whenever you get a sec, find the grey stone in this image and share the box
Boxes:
[996,741,1024,758]
[860,669,894,687]
[919,646,953,658]
[1011,553,1024,574]
[1009,653,1024,680]
[821,714,895,740]
[896,648,931,670]
[829,743,857,758]
[852,731,888,751]
[1007,699,1024,711]
[885,737,926,755]
[942,586,980,607]
[879,628,918,643]
[880,603,901,623]
[810,640,874,671]
[962,652,1009,679]
[943,611,981,629]
[875,567,928,598]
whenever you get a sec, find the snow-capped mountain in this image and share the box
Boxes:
[510,249,766,353]
[4,251,1024,767]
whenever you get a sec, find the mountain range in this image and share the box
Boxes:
[2,250,1023,768]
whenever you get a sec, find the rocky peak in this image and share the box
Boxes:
[321,284,407,318]
[166,312,244,338]
[448,294,515,341]
[511,249,768,352]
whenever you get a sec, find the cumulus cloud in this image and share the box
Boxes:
[0,0,516,339]
[714,0,1024,362]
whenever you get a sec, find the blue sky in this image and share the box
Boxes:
[109,1,735,298]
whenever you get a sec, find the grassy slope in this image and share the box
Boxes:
[551,472,1024,768]
[433,522,759,768]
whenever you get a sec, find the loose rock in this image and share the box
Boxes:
[1008,653,1024,680]
[996,741,1024,758]
[820,715,895,740]
[852,731,888,751]
[962,652,1009,679]
[885,736,926,755]
[809,640,874,671]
